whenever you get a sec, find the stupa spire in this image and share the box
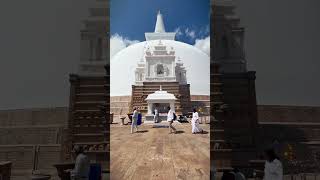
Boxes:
[155,10,166,33]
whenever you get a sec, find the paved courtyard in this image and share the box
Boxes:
[110,121,210,180]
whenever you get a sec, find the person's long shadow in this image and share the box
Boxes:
[136,130,149,133]
[201,130,209,134]
[175,130,185,134]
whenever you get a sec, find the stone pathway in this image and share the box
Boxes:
[110,123,210,180]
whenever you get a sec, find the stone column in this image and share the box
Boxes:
[172,61,175,77]
[170,102,175,112]
[147,102,153,114]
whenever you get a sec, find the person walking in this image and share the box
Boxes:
[131,107,139,133]
[153,108,159,123]
[167,106,177,134]
[70,145,90,180]
[263,148,283,180]
[191,108,203,134]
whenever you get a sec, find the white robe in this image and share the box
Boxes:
[263,159,283,180]
[191,112,203,133]
[167,110,174,122]
[70,153,90,180]
[154,109,159,122]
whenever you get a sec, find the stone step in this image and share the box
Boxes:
[212,101,224,105]
[73,141,109,145]
[73,120,106,126]
[73,126,105,134]
[74,101,106,110]
[73,134,106,142]
[73,110,102,115]
[78,77,107,85]
[76,86,107,94]
[76,93,107,102]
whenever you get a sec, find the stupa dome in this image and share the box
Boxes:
[111,40,210,96]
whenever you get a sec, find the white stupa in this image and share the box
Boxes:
[111,11,209,96]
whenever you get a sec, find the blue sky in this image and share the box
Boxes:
[110,0,210,45]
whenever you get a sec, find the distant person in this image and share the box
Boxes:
[233,168,246,180]
[191,108,203,134]
[167,106,177,134]
[131,107,139,133]
[153,108,159,123]
[70,145,90,180]
[263,148,283,180]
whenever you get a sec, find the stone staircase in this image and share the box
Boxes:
[211,63,261,177]
[67,74,109,172]
[211,62,233,172]
[131,82,191,114]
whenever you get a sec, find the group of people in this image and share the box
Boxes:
[131,106,204,134]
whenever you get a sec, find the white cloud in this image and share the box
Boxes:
[194,36,210,56]
[174,27,183,37]
[110,34,139,58]
[185,28,196,39]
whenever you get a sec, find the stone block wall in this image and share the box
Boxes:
[0,107,68,127]
[0,126,64,145]
[0,107,68,178]
[258,105,320,123]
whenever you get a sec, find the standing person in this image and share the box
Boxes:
[191,108,203,134]
[263,148,283,180]
[70,145,90,180]
[131,107,139,133]
[167,106,177,134]
[153,108,159,123]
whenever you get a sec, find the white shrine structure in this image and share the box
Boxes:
[133,11,190,118]
[145,85,177,121]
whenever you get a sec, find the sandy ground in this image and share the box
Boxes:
[110,121,210,180]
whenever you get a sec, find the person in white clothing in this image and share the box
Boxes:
[131,107,139,133]
[70,145,90,180]
[191,108,203,134]
[263,148,283,180]
[153,108,159,123]
[167,106,177,134]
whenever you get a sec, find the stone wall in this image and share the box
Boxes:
[110,96,131,115]
[191,95,210,101]
[258,105,320,123]
[0,107,68,127]
[256,105,320,172]
[0,126,64,145]
[0,107,68,178]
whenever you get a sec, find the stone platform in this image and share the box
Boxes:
[110,123,210,180]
